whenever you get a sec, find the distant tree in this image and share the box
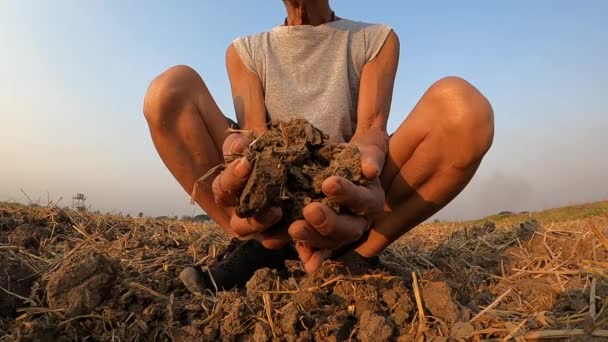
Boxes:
[126,213,131,218]
[193,214,211,222]
[138,212,144,218]
[181,215,192,221]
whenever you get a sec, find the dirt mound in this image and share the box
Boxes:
[0,203,607,340]
[180,264,413,341]
[235,119,363,223]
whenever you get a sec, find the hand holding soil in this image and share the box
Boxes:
[292,129,388,272]
[219,119,386,271]
[212,131,285,247]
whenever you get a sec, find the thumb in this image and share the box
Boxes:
[359,145,385,179]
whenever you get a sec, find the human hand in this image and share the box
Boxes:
[212,132,290,250]
[289,129,388,272]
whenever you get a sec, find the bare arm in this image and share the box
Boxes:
[225,44,268,135]
[217,45,287,249]
[352,30,400,176]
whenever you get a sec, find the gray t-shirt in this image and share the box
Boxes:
[232,18,392,141]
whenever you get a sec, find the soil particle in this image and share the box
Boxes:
[0,255,36,318]
[46,251,116,317]
[422,281,461,323]
[8,224,50,250]
[383,281,414,322]
[236,119,364,224]
[314,310,356,342]
[450,321,474,338]
[0,217,16,231]
[293,290,322,311]
[10,323,67,342]
[554,289,589,314]
[246,268,278,296]
[355,298,379,318]
[428,337,448,342]
[251,322,272,341]
[359,310,394,342]
[332,281,355,303]
[174,325,206,341]
[385,284,414,328]
[280,305,301,336]
[220,296,249,337]
[142,303,160,322]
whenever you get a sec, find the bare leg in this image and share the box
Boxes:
[356,77,495,257]
[143,65,233,232]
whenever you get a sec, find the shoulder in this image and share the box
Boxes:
[334,18,393,34]
[232,28,273,48]
[229,29,275,76]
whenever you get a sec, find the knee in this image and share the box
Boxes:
[429,77,495,167]
[143,65,202,127]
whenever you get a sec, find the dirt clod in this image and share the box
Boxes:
[359,310,394,342]
[0,255,36,318]
[252,322,273,341]
[220,295,249,337]
[46,250,116,317]
[8,224,50,250]
[422,281,461,323]
[246,268,277,296]
[451,321,474,337]
[236,119,363,223]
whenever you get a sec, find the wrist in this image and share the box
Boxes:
[351,128,389,154]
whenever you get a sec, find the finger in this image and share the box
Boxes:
[302,202,368,242]
[295,241,314,264]
[304,249,332,273]
[222,133,251,156]
[358,145,385,179]
[288,220,336,250]
[257,227,291,250]
[230,207,282,237]
[321,176,383,215]
[212,158,251,206]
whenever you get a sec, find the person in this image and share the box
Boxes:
[143,0,494,294]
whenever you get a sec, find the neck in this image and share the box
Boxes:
[283,0,334,26]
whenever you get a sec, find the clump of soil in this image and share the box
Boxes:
[0,255,36,318]
[46,250,117,317]
[235,119,364,222]
[8,224,50,250]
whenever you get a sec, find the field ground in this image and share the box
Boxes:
[0,200,607,341]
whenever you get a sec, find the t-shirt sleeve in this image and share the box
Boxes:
[364,24,393,63]
[231,36,258,75]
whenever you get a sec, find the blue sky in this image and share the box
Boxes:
[1,1,606,219]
